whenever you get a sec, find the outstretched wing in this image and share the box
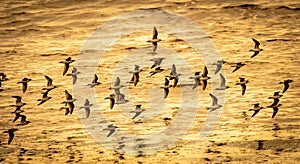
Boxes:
[209,93,218,106]
[152,26,158,39]
[252,38,260,49]
[45,75,53,86]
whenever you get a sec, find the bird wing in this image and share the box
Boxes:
[45,75,53,86]
[251,51,259,58]
[134,73,139,86]
[65,90,73,100]
[251,110,260,117]
[241,84,246,95]
[8,131,15,145]
[215,63,222,74]
[171,64,176,74]
[209,93,218,106]
[269,98,279,107]
[164,78,169,86]
[115,77,120,86]
[164,88,169,99]
[85,108,90,118]
[12,96,22,103]
[13,113,20,122]
[63,63,69,76]
[22,83,27,93]
[152,43,157,53]
[202,80,208,91]
[203,66,208,77]
[72,75,77,85]
[272,107,279,118]
[220,74,226,88]
[282,82,289,93]
[110,98,115,109]
[173,77,178,88]
[84,99,89,106]
[252,38,260,49]
[65,108,70,115]
[152,26,158,39]
[68,102,74,114]
[20,114,27,123]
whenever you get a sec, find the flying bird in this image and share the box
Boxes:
[130,105,145,119]
[37,90,52,106]
[207,93,222,111]
[59,57,75,76]
[130,65,143,86]
[62,90,75,114]
[249,103,264,117]
[67,67,80,85]
[267,91,282,108]
[104,124,118,137]
[42,75,57,92]
[147,26,162,54]
[17,78,31,93]
[80,99,93,118]
[200,66,210,91]
[250,38,263,58]
[190,71,201,89]
[105,94,115,109]
[279,79,293,93]
[150,58,164,69]
[109,77,125,93]
[16,114,30,126]
[216,73,229,90]
[236,77,249,95]
[160,78,172,99]
[231,62,246,73]
[3,128,18,145]
[166,64,180,88]
[87,74,101,87]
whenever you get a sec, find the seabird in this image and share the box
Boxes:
[59,57,75,76]
[279,80,293,93]
[147,26,162,54]
[130,105,145,119]
[249,103,264,117]
[212,60,223,74]
[109,77,125,93]
[166,64,180,88]
[130,65,143,86]
[160,78,172,99]
[17,78,31,93]
[67,67,80,85]
[149,66,164,76]
[216,73,229,90]
[250,38,263,58]
[271,104,281,119]
[231,62,246,73]
[80,99,93,118]
[16,114,30,126]
[103,124,117,137]
[3,128,18,145]
[87,74,101,87]
[200,66,210,91]
[267,91,282,108]
[0,72,9,81]
[62,90,75,114]
[236,77,249,95]
[42,75,57,92]
[37,90,52,106]
[105,94,115,109]
[150,58,164,69]
[207,93,222,111]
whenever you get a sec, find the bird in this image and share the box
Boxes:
[11,96,26,107]
[200,66,210,91]
[0,72,9,81]
[236,77,249,95]
[17,78,31,93]
[149,66,164,76]
[130,105,145,119]
[212,60,223,74]
[103,124,117,137]
[231,62,246,73]
[62,90,75,114]
[279,79,293,93]
[59,57,75,76]
[207,93,222,111]
[250,38,263,58]
[271,104,281,119]
[37,90,52,106]
[147,26,162,54]
[160,78,172,99]
[42,75,57,92]
[67,67,80,85]
[109,77,125,93]
[130,65,143,86]
[105,94,115,109]
[87,74,101,87]
[267,91,282,108]
[216,73,229,90]
[166,64,180,88]
[80,99,93,118]
[150,58,164,69]
[3,128,18,145]
[249,103,264,117]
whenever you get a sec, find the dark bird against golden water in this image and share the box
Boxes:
[249,103,264,118]
[80,99,93,118]
[3,128,18,145]
[231,62,246,73]
[62,90,75,114]
[17,78,31,93]
[279,79,293,93]
[236,77,249,96]
[105,94,115,110]
[59,57,75,76]
[250,38,263,58]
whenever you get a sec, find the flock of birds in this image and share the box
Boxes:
[0,27,294,146]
